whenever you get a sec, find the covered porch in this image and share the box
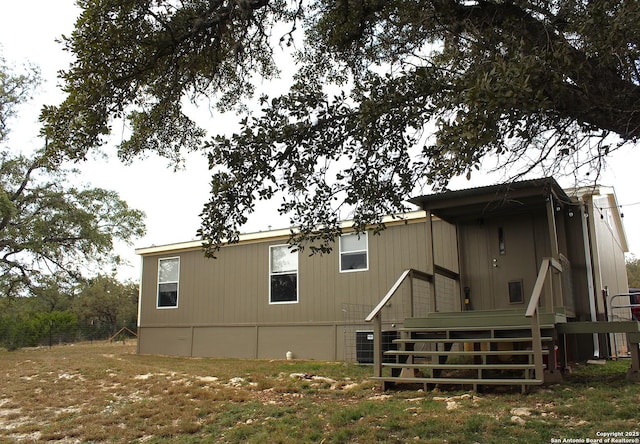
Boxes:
[365,178,638,391]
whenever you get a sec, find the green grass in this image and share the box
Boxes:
[0,342,638,443]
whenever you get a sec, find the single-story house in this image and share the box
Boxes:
[136,178,639,389]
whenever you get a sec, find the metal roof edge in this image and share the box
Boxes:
[409,177,568,207]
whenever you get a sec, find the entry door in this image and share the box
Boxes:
[485,215,538,310]
[460,215,538,310]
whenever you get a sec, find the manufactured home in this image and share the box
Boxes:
[136,178,639,390]
[136,210,447,361]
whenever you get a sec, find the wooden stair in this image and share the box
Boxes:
[372,309,564,393]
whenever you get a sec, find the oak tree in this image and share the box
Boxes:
[1,57,146,296]
[42,1,640,253]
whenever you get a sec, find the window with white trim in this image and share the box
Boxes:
[157,257,180,308]
[340,233,368,272]
[269,245,298,304]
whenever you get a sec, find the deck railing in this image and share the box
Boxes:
[525,257,563,380]
[608,293,640,357]
[366,260,562,381]
[365,269,433,377]
[608,293,639,321]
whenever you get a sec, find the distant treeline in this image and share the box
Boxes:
[0,275,138,350]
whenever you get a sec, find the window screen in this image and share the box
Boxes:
[158,257,180,308]
[340,233,368,272]
[270,245,298,303]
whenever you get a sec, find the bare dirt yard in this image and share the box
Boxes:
[1,341,638,443]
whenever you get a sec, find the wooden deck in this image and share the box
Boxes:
[372,311,640,391]
[373,309,561,393]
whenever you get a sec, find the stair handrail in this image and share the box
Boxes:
[525,257,563,380]
[365,268,433,377]
[366,270,406,322]
[525,257,562,317]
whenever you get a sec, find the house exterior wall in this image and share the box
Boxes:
[590,195,630,357]
[137,215,452,360]
[591,195,629,300]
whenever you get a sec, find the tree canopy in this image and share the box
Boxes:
[626,255,640,289]
[42,0,640,254]
[1,57,146,296]
[73,275,139,335]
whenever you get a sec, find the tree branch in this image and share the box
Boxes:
[438,0,640,139]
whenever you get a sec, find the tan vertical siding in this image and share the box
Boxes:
[593,196,628,296]
[138,218,432,359]
[432,219,459,273]
[591,196,630,354]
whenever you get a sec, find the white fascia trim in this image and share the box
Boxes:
[135,210,428,256]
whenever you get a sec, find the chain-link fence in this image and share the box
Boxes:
[0,317,137,351]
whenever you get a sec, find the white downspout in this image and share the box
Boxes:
[580,199,601,357]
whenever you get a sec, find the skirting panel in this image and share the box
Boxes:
[139,324,341,361]
[191,326,257,358]
[138,327,192,356]
[257,325,336,361]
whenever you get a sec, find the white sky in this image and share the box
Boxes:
[1,1,639,281]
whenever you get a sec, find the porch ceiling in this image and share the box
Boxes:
[409,177,576,222]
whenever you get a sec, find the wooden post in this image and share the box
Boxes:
[545,195,563,311]
[531,309,544,381]
[425,210,437,313]
[409,270,414,318]
[373,315,382,378]
[627,334,640,382]
[526,258,553,383]
[627,342,640,382]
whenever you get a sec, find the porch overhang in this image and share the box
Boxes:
[409,177,578,223]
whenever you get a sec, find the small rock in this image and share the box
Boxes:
[510,407,532,417]
[511,416,526,425]
[446,401,458,411]
[311,375,337,385]
[134,373,154,380]
[369,394,392,401]
[196,376,219,383]
[289,373,311,379]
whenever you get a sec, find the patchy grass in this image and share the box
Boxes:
[0,342,639,443]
